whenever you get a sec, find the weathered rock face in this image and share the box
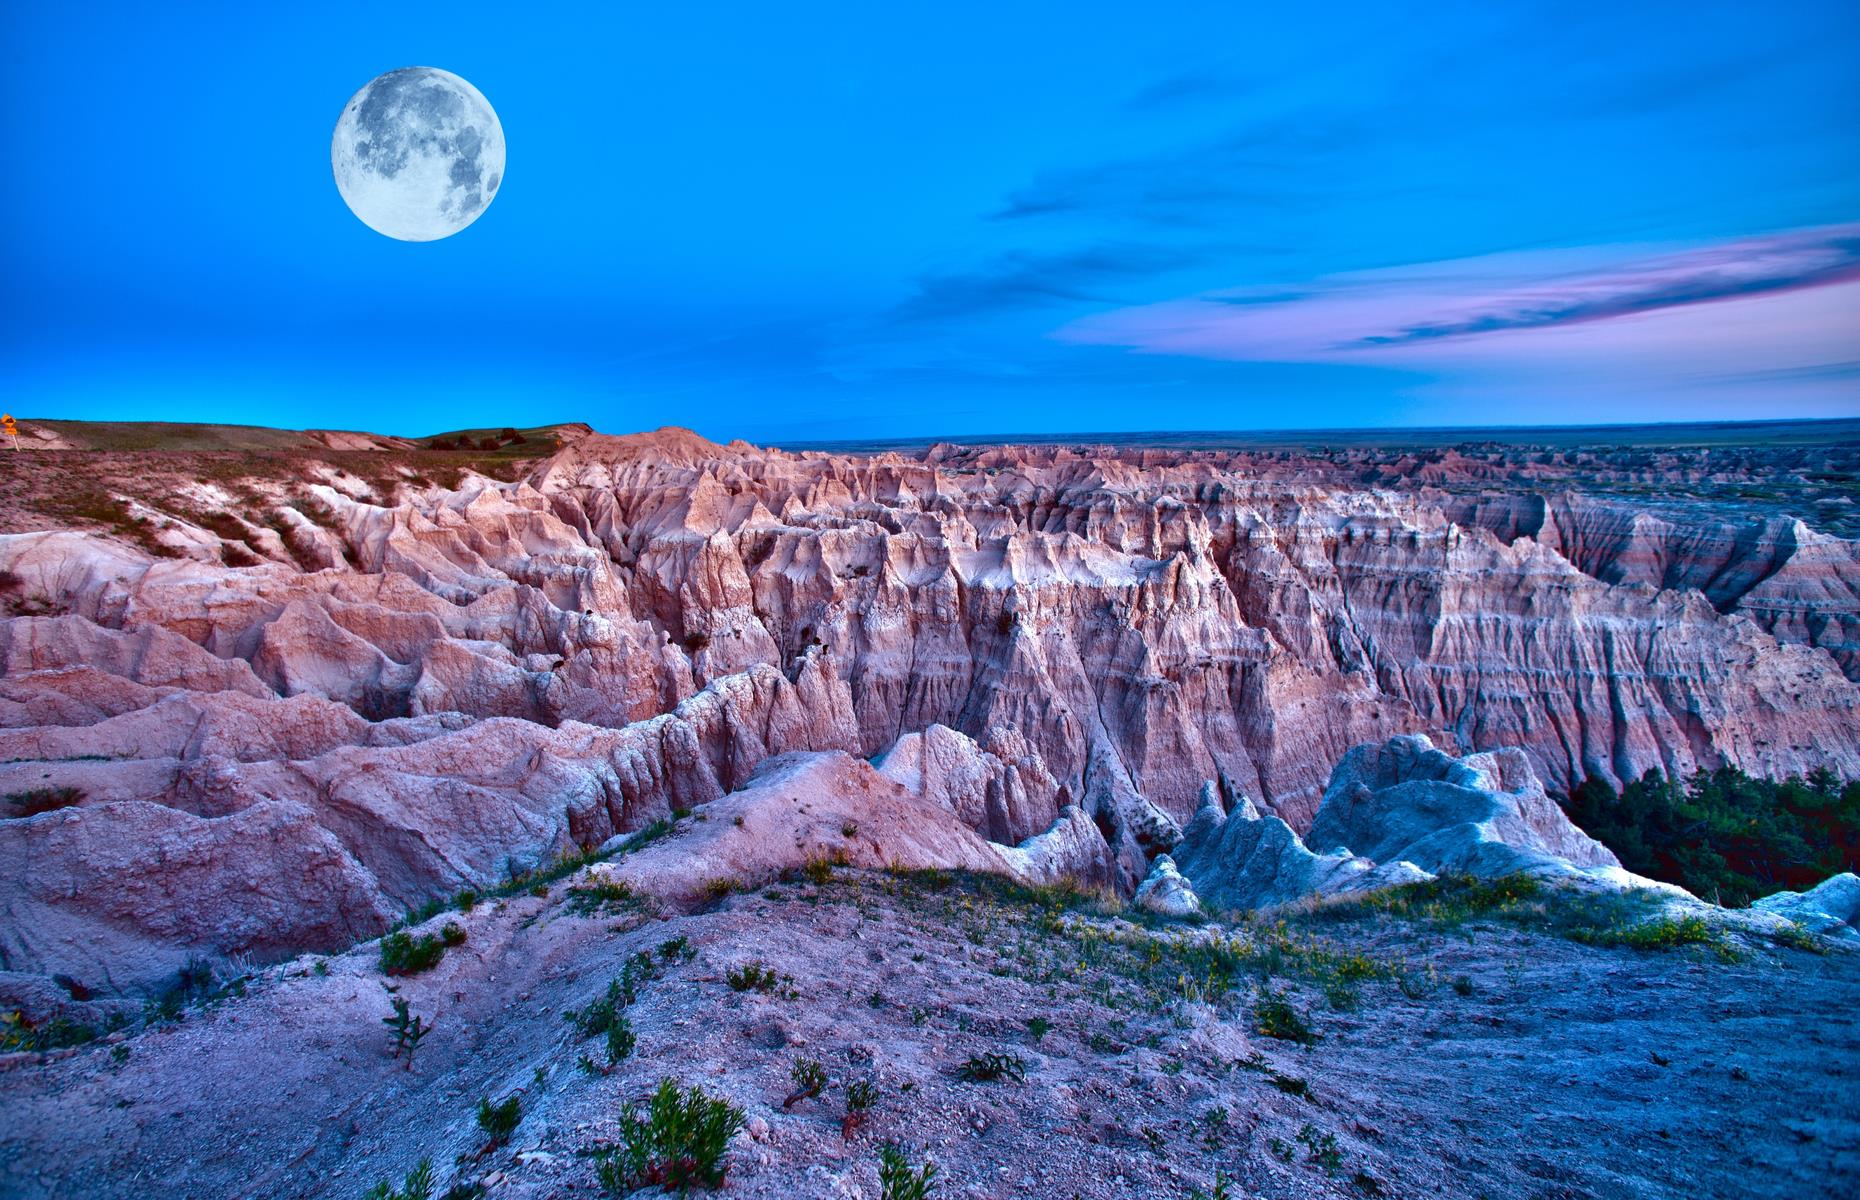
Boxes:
[2,426,1858,991]
[1306,736,1622,878]
[1170,735,1645,913]
[597,749,1114,907]
[1751,872,1860,941]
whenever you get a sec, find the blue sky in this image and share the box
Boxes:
[4,1,1856,442]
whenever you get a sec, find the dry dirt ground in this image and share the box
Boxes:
[1,855,1855,1200]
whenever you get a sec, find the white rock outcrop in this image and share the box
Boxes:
[1752,872,1860,941]
[1133,855,1201,916]
[1170,736,1642,914]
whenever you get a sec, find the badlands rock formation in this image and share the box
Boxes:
[2,423,1858,996]
[1164,735,1639,914]
[1752,872,1860,941]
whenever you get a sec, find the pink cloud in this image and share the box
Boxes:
[1055,223,1860,384]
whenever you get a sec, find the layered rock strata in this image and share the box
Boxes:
[3,426,1858,994]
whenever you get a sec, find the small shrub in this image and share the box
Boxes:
[567,966,650,1065]
[379,928,458,976]
[1266,1071,1311,1100]
[803,852,851,889]
[364,1158,437,1200]
[595,1078,743,1195]
[1188,1173,1234,1200]
[658,936,695,962]
[566,878,651,918]
[784,1057,827,1108]
[1323,980,1360,1010]
[146,957,239,1022]
[477,1094,521,1146]
[6,787,84,818]
[1253,988,1316,1045]
[1298,1124,1342,1174]
[605,1015,638,1063]
[1571,914,1737,960]
[0,1009,98,1052]
[1199,1105,1229,1151]
[953,1052,1027,1084]
[725,961,783,993]
[1450,974,1475,996]
[383,992,433,1068]
[843,1078,878,1140]
[1772,923,1827,953]
[1025,1016,1051,1043]
[878,1145,939,1200]
[698,877,739,904]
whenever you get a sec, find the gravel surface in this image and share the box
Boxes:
[2,867,1855,1200]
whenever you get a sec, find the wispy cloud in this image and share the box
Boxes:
[1124,69,1259,112]
[991,117,1357,225]
[891,243,1206,323]
[1352,225,1860,347]
[1059,223,1860,361]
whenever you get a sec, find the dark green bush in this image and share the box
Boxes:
[379,926,461,976]
[878,1145,939,1200]
[595,1078,744,1195]
[477,1094,521,1146]
[1563,766,1860,906]
[6,787,84,818]
[566,878,652,917]
[724,961,781,993]
[364,1158,436,1200]
[953,1052,1027,1083]
[1253,987,1316,1045]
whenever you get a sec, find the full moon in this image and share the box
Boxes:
[331,67,504,242]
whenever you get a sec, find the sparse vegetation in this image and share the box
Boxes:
[567,953,663,1067]
[954,1051,1027,1083]
[383,991,433,1068]
[378,924,465,976]
[877,1145,939,1200]
[1570,913,1738,960]
[697,877,739,904]
[783,1057,827,1108]
[146,957,246,1023]
[1771,922,1828,953]
[566,877,653,918]
[1188,1172,1234,1200]
[594,1078,744,1196]
[1198,1106,1230,1151]
[802,853,847,885]
[1298,1124,1343,1173]
[1253,987,1316,1045]
[476,1094,521,1147]
[724,961,785,994]
[5,787,84,818]
[842,1078,879,1140]
[0,1009,101,1052]
[364,1158,437,1200]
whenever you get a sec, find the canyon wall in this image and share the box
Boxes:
[2,426,1857,989]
